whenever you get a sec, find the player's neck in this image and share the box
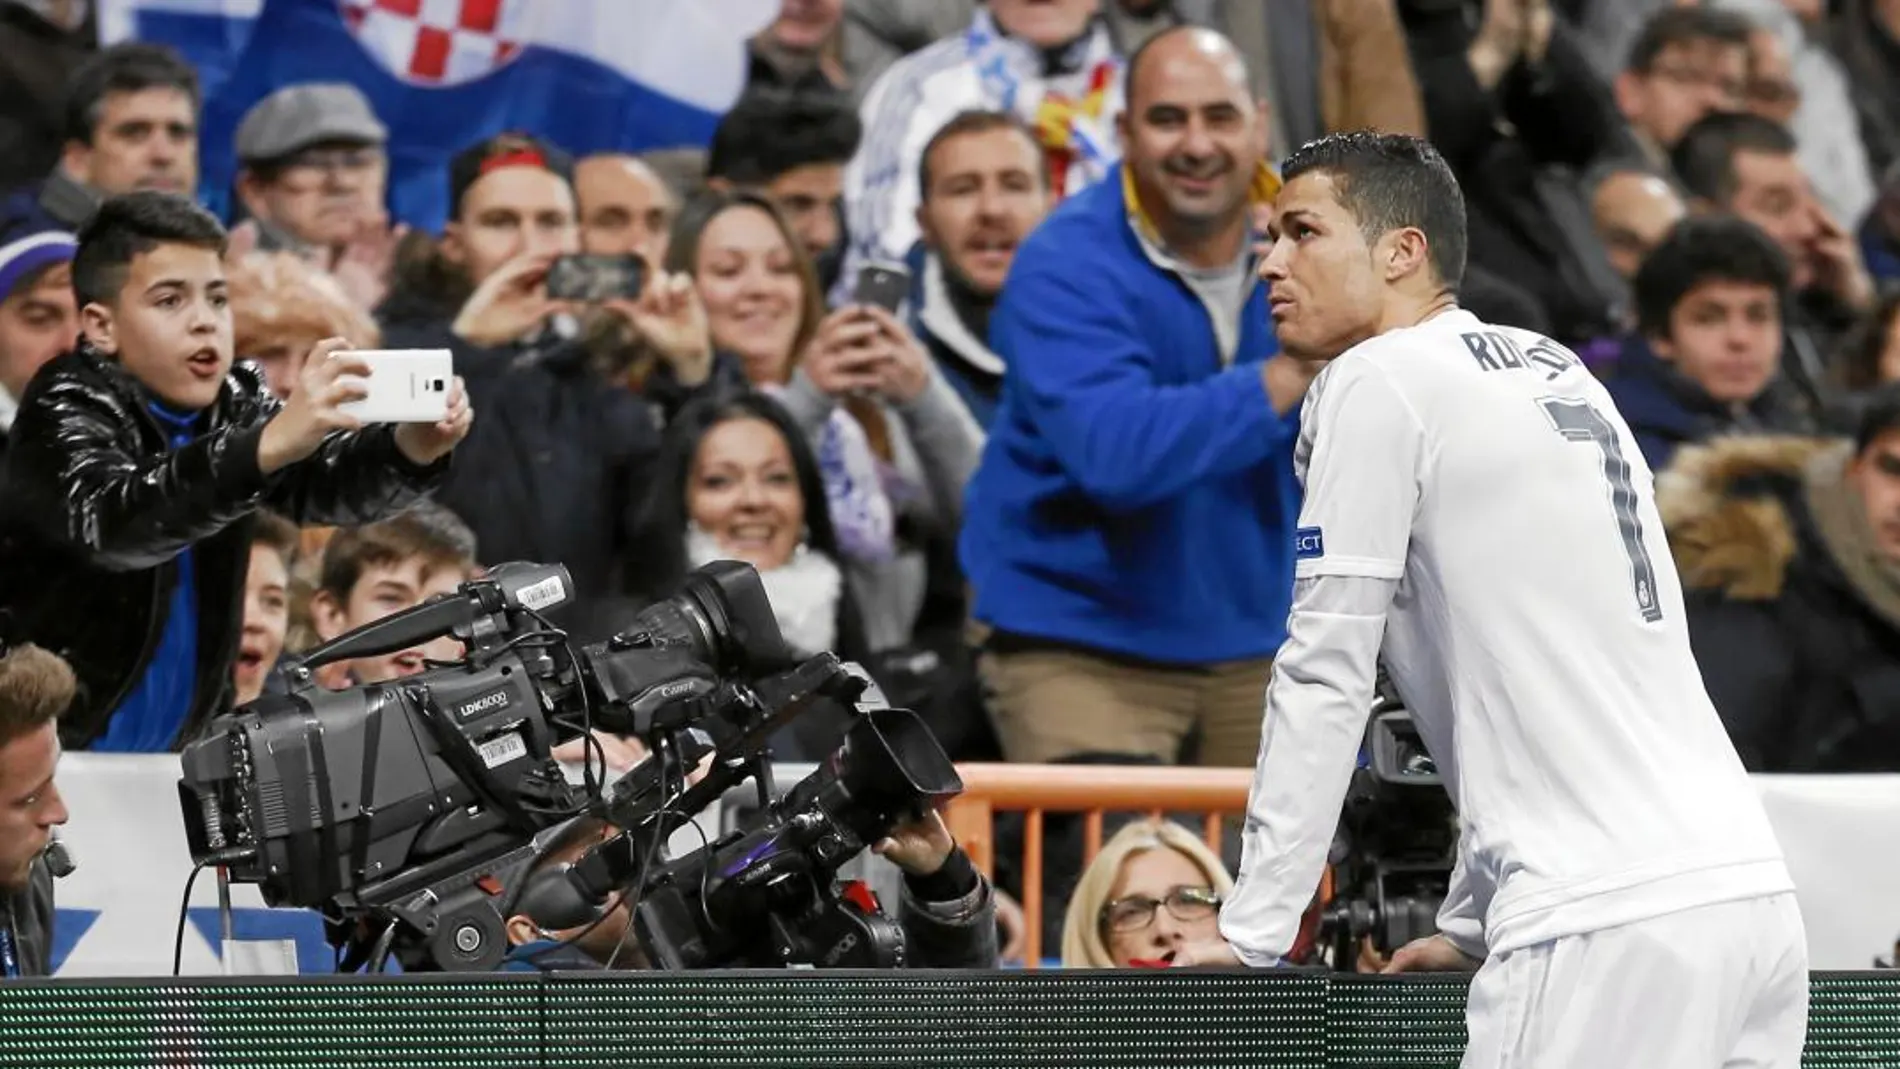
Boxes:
[1378,290,1460,336]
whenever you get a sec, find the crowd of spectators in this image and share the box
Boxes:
[0,0,1897,974]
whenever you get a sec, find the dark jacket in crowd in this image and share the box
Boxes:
[377,283,664,643]
[1400,1,1623,342]
[1662,435,1900,771]
[0,3,96,194]
[1603,334,1813,473]
[0,348,444,750]
[3,858,53,977]
[0,169,99,238]
[498,847,1000,971]
[1829,0,1900,179]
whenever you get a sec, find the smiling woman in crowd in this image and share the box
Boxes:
[629,391,865,759]
[663,189,982,656]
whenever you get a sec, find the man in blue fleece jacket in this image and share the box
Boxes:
[960,27,1322,767]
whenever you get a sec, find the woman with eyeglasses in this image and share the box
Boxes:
[1059,820,1233,968]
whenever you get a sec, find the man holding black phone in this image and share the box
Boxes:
[376,133,714,646]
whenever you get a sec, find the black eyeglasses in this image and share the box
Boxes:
[1100,886,1222,933]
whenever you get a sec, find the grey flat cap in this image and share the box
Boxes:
[236,83,387,164]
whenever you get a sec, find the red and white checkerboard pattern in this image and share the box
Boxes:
[340,0,529,86]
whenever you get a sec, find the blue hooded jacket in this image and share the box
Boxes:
[1603,334,1811,473]
[959,166,1300,665]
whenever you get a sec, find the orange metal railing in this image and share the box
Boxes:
[943,763,1257,968]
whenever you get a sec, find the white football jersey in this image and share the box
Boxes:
[1221,308,1792,964]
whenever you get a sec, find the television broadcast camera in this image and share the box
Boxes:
[177,560,962,973]
[1318,684,1459,967]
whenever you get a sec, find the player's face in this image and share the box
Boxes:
[1651,279,1781,404]
[1259,171,1386,360]
[1848,428,1900,563]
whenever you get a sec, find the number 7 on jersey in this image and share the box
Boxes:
[1539,397,1665,623]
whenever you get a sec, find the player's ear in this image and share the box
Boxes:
[1381,227,1431,282]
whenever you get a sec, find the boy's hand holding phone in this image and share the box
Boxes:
[258,338,472,474]
[258,338,372,474]
[391,376,472,467]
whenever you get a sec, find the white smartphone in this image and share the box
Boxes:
[335,349,454,424]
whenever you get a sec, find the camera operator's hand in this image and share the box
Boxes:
[1380,933,1482,974]
[872,807,956,877]
[257,338,369,474]
[604,270,713,387]
[994,889,1028,964]
[552,731,647,774]
[452,253,567,348]
[393,376,472,466]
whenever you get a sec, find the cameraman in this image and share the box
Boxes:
[501,808,998,970]
[0,642,76,978]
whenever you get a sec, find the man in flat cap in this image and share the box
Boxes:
[232,82,395,307]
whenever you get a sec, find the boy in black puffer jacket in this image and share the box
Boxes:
[0,192,469,752]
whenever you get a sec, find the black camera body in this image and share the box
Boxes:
[1319,688,1459,966]
[178,559,962,973]
[631,706,960,970]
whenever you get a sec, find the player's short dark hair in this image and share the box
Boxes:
[917,110,1050,197]
[1854,384,1900,453]
[72,191,226,307]
[1624,7,1753,74]
[1282,131,1468,289]
[63,42,200,146]
[1671,113,1798,205]
[1633,215,1790,339]
[705,89,861,186]
[318,502,479,602]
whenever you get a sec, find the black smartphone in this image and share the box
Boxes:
[853,263,912,314]
[545,254,647,302]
